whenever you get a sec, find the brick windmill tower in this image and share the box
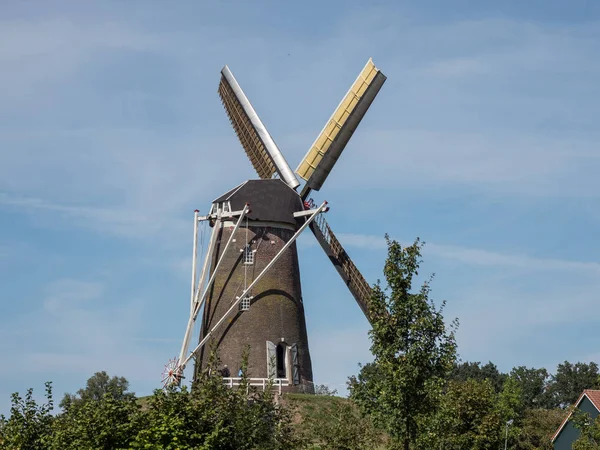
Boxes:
[164,59,386,393]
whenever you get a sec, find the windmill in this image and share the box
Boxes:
[164,58,386,393]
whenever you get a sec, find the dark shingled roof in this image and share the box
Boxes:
[213,179,303,225]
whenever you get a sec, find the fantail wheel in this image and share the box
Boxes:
[161,358,183,388]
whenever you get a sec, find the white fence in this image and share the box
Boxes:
[222,377,289,394]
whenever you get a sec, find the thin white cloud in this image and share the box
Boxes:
[309,325,373,395]
[0,192,184,238]
[42,279,104,314]
[0,277,171,388]
[1,2,600,411]
[1,12,599,218]
[427,242,600,273]
[337,129,599,197]
[423,57,489,78]
[450,278,600,368]
[336,232,600,274]
[0,17,168,108]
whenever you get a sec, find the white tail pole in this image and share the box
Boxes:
[178,215,221,366]
[190,209,199,315]
[193,215,221,308]
[181,201,328,370]
[192,203,250,320]
[178,204,250,366]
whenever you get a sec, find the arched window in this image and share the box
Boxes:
[276,343,287,378]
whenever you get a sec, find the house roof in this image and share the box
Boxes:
[585,390,600,410]
[551,389,600,442]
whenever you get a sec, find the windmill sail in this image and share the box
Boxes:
[296,58,386,199]
[219,66,300,189]
[310,214,374,323]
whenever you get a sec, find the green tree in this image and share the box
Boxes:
[2,351,300,449]
[510,366,550,409]
[417,378,522,450]
[300,397,384,450]
[547,361,600,409]
[450,361,507,393]
[314,384,338,396]
[132,348,299,450]
[60,370,132,409]
[51,372,139,448]
[347,361,384,419]
[51,387,140,449]
[349,236,458,450]
[571,409,600,450]
[0,382,54,450]
[418,378,498,450]
[514,408,563,450]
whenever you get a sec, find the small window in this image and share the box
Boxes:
[239,296,251,311]
[243,246,254,265]
[223,202,230,213]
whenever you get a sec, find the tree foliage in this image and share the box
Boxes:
[0,382,53,450]
[349,236,458,449]
[546,361,600,409]
[572,410,600,450]
[1,352,299,450]
[416,377,523,450]
[299,397,384,450]
[4,233,600,449]
[514,408,563,450]
[52,387,139,449]
[509,366,551,409]
[450,361,507,393]
[60,371,132,409]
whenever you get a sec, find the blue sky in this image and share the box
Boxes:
[1,0,600,412]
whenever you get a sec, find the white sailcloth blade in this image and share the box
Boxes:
[219,66,300,189]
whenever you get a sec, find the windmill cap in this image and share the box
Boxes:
[212,179,304,225]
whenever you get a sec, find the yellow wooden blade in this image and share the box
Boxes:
[296,58,386,194]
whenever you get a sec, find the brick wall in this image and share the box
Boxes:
[196,223,314,392]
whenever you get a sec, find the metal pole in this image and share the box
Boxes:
[193,214,216,314]
[505,419,513,450]
[177,205,250,369]
[181,201,328,369]
[193,215,221,307]
[190,210,199,315]
[192,203,249,320]
[177,215,221,366]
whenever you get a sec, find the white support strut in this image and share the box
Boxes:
[190,210,199,315]
[293,206,330,218]
[180,200,328,371]
[177,204,250,367]
[177,214,221,367]
[193,214,213,316]
[192,203,250,319]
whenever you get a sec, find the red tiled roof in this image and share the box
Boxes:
[584,390,600,411]
[551,390,600,442]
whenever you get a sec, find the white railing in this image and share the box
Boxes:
[222,377,290,394]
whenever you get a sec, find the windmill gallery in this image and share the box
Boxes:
[163,59,387,394]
